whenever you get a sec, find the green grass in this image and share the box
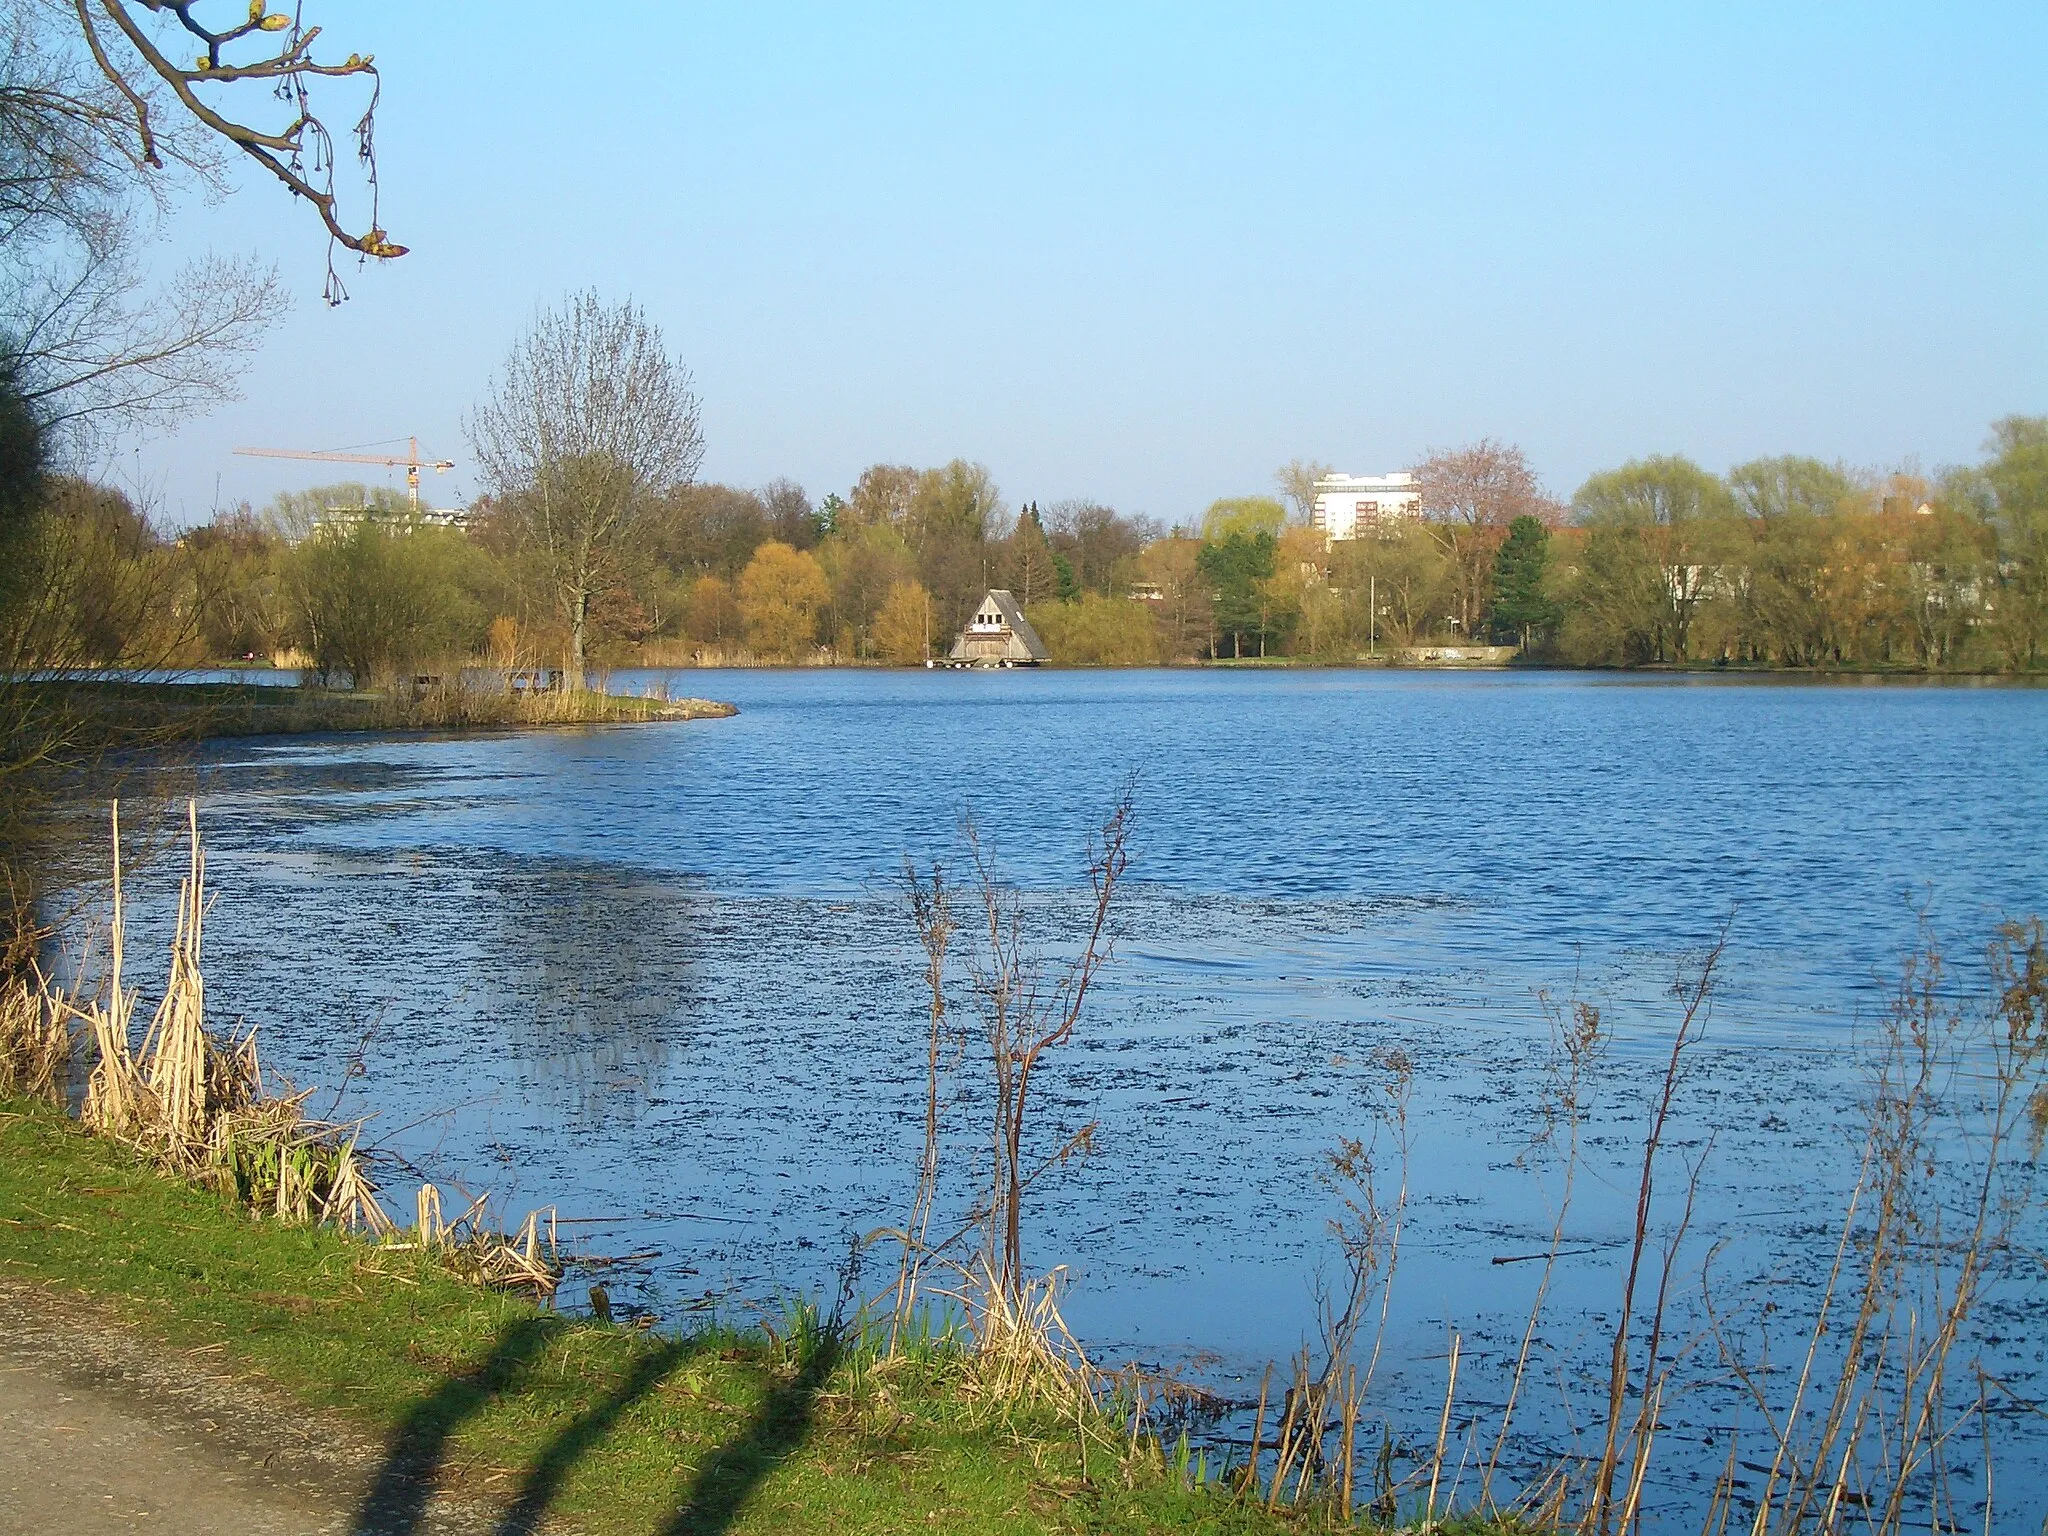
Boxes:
[0,1097,1298,1535]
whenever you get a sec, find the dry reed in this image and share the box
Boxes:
[24,799,560,1300]
[1698,918,2048,1536]
[1254,918,2048,1535]
[0,969,69,1099]
[386,1182,559,1300]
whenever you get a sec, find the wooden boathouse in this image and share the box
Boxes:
[947,589,1050,667]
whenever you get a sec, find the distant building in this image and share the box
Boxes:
[948,589,1050,667]
[311,504,477,536]
[1312,473,1421,540]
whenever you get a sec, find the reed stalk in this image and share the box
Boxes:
[1694,918,2047,1536]
[139,799,208,1154]
[24,799,558,1301]
[1425,1332,1462,1527]
[1482,994,1604,1514]
[0,968,69,1099]
[1588,932,1725,1536]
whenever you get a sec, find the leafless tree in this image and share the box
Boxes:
[760,477,820,549]
[965,788,1133,1303]
[1,4,392,462]
[1,2,396,957]
[1275,457,1334,526]
[1044,498,1151,597]
[1413,439,1553,636]
[468,291,705,685]
[7,241,276,455]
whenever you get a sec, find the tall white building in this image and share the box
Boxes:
[1311,472,1421,540]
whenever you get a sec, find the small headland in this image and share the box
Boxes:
[15,678,737,741]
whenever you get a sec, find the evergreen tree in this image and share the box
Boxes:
[1487,514,1559,647]
[1197,530,1278,657]
[1001,505,1060,607]
[1053,552,1079,602]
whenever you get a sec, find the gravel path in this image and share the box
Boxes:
[0,1280,532,1536]
[0,1359,357,1535]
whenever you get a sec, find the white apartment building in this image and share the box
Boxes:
[1311,472,1421,540]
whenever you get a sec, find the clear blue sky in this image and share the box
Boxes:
[140,2,2045,528]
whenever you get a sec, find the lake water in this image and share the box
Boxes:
[95,668,2048,1524]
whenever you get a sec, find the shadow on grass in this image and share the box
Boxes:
[351,1314,566,1535]
[351,1308,843,1536]
[490,1336,704,1536]
[656,1334,841,1536]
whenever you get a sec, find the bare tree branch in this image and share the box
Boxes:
[4,234,279,458]
[86,3,401,266]
[6,2,400,305]
[469,292,706,684]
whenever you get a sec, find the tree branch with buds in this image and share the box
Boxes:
[70,1,400,300]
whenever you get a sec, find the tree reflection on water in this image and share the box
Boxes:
[474,861,697,1126]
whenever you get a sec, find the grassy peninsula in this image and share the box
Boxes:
[17,677,736,741]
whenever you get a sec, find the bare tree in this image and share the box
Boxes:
[1,1,398,959]
[965,789,1133,1304]
[1275,457,1334,526]
[468,291,705,685]
[760,476,821,549]
[0,6,372,462]
[1413,439,1553,636]
[7,243,276,453]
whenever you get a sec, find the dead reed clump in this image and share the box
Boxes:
[36,799,560,1300]
[58,802,393,1224]
[951,1256,1096,1414]
[0,970,70,1100]
[390,1183,559,1301]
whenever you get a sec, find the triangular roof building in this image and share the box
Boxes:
[948,589,1050,666]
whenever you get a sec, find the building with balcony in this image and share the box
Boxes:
[1311,473,1421,540]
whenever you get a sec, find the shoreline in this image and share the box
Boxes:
[0,1097,1292,1536]
[588,655,2047,680]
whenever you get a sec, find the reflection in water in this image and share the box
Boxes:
[473,863,691,1124]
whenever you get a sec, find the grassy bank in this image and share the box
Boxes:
[15,679,736,740]
[0,1096,1291,1535]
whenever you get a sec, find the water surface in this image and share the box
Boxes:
[100,669,2048,1522]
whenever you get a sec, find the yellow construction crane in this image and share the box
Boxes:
[233,437,455,512]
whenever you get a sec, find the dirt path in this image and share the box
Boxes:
[1,1358,358,1535]
[0,1280,528,1536]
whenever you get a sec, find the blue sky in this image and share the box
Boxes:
[137,3,2045,528]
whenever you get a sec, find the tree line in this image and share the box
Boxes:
[9,412,2047,684]
[1171,428,2048,672]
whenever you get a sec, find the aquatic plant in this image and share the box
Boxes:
[29,799,559,1297]
[1236,917,2048,1534]
[1696,917,2048,1536]
[879,782,1135,1410]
